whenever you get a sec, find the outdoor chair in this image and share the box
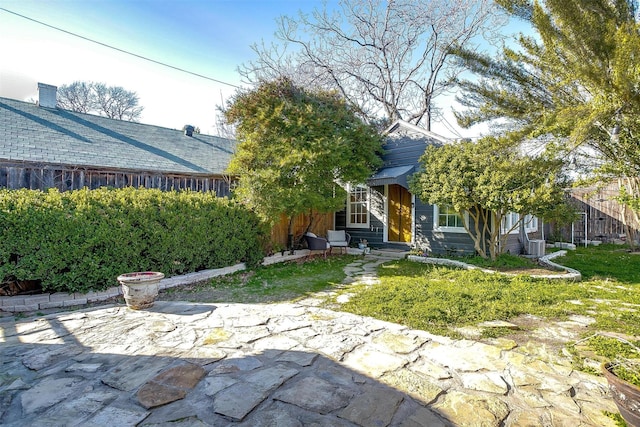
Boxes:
[304,232,330,258]
[327,230,351,254]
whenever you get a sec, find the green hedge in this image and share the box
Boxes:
[0,187,267,293]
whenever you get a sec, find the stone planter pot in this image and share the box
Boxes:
[117,271,164,310]
[603,362,640,427]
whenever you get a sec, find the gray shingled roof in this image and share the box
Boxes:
[0,97,236,176]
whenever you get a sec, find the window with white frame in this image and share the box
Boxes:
[501,212,538,233]
[433,205,466,232]
[501,212,520,234]
[524,214,538,232]
[347,185,369,228]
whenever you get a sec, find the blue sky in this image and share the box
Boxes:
[0,0,521,137]
[0,0,326,135]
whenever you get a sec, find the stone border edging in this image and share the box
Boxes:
[538,250,582,281]
[407,252,581,281]
[0,250,313,313]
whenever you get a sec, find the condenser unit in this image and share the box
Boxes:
[528,239,546,257]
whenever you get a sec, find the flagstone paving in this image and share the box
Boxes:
[0,251,621,426]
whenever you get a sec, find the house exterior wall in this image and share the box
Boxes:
[337,121,482,255]
[336,121,542,257]
[414,198,477,255]
[503,234,522,255]
[335,185,386,246]
[383,135,433,169]
[339,184,538,256]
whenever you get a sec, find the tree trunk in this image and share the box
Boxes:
[619,177,640,249]
[287,215,295,255]
[463,207,488,259]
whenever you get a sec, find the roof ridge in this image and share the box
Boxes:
[0,96,233,141]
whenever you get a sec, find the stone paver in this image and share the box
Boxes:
[0,251,621,426]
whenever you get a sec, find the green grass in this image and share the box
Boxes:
[556,243,640,282]
[337,249,640,346]
[338,260,596,336]
[160,255,356,303]
[461,253,540,269]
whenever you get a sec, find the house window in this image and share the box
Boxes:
[502,212,520,234]
[502,212,538,234]
[524,214,538,232]
[347,185,369,228]
[433,205,466,232]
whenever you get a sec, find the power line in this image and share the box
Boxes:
[0,7,241,89]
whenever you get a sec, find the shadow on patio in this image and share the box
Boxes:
[0,301,454,426]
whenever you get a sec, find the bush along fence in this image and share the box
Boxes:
[0,187,268,295]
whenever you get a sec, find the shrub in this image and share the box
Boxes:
[0,187,267,293]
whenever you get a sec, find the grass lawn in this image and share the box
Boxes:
[558,243,640,282]
[159,244,640,380]
[334,244,640,373]
[159,255,357,304]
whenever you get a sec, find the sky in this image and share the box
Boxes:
[0,0,515,138]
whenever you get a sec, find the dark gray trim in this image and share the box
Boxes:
[367,165,414,188]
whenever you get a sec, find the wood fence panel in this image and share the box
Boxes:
[560,183,640,243]
[270,212,335,248]
[0,162,234,196]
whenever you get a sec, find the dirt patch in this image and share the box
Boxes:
[495,267,568,276]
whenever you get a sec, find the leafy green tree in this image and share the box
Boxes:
[452,0,640,239]
[409,137,569,259]
[224,78,384,250]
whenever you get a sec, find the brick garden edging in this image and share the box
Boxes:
[407,251,581,281]
[0,250,311,313]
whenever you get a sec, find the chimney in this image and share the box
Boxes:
[37,83,57,109]
[184,125,195,137]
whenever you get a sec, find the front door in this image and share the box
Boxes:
[388,184,412,242]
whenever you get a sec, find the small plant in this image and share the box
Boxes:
[408,247,430,257]
[607,337,640,387]
[595,335,640,388]
[609,360,640,387]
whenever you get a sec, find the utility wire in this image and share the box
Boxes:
[0,7,241,89]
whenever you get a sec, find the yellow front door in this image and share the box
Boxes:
[388,184,412,242]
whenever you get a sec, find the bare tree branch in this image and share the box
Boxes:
[239,0,505,129]
[56,81,144,122]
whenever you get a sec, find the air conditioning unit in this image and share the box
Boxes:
[528,239,546,257]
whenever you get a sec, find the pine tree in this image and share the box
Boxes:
[454,0,640,175]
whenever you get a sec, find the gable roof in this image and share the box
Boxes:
[0,97,236,176]
[384,119,450,144]
[367,120,449,189]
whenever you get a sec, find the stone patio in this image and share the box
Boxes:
[0,252,622,426]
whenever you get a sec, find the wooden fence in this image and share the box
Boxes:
[546,182,640,244]
[270,211,335,250]
[0,162,233,196]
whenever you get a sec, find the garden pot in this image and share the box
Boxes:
[117,271,164,310]
[603,362,640,427]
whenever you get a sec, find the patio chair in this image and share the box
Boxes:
[327,230,351,254]
[304,232,330,258]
